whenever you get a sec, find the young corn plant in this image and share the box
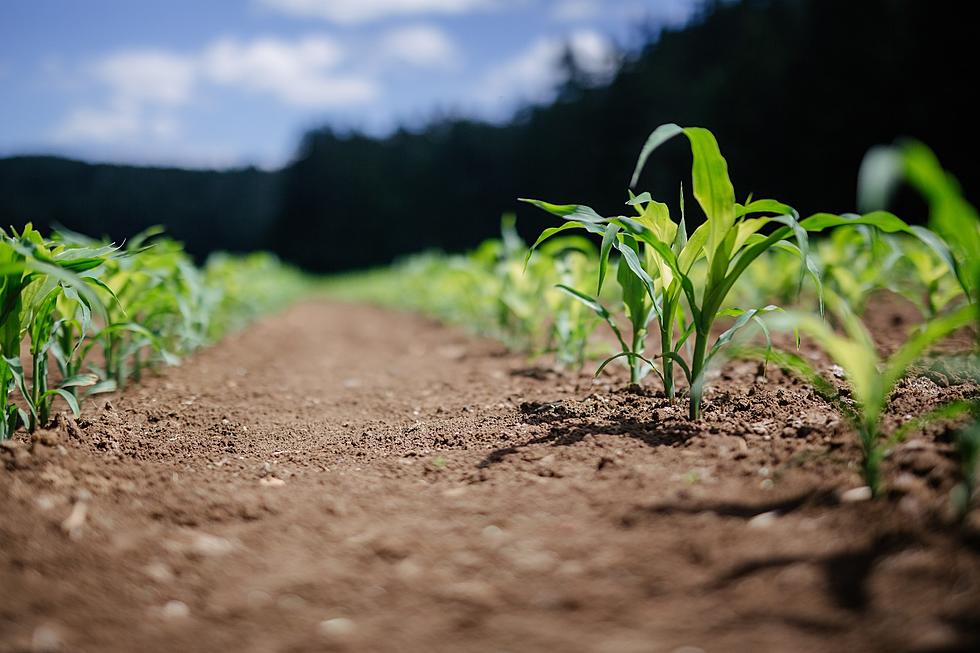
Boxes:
[524,125,958,419]
[860,139,980,311]
[816,226,904,315]
[753,293,974,495]
[895,237,966,318]
[860,141,980,507]
[1,225,110,437]
[542,237,601,369]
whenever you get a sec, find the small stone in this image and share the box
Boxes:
[31,623,64,652]
[481,525,506,545]
[829,365,846,379]
[145,561,175,583]
[395,558,423,581]
[840,486,873,503]
[259,477,286,487]
[189,533,235,557]
[747,510,779,529]
[34,495,58,511]
[161,600,190,619]
[319,617,356,638]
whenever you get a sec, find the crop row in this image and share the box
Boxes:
[327,126,979,513]
[1,227,309,440]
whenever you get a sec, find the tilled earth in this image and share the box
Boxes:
[2,300,979,653]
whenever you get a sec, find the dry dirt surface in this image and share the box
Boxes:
[2,300,980,653]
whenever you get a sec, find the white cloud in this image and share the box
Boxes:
[53,34,382,146]
[202,36,378,107]
[53,102,180,144]
[566,30,616,75]
[377,24,460,69]
[54,104,141,143]
[477,29,615,110]
[258,0,497,24]
[551,0,600,22]
[94,51,195,107]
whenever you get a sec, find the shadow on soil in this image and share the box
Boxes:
[478,399,698,469]
[712,531,918,612]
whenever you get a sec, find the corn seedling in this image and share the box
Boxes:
[860,139,980,311]
[1,225,112,437]
[523,124,947,419]
[541,236,600,369]
[751,293,974,495]
[1,224,310,440]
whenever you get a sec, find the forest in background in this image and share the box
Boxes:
[1,0,975,272]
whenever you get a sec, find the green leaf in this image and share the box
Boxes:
[44,388,81,417]
[683,127,736,268]
[627,192,653,206]
[524,221,602,268]
[598,223,621,294]
[59,373,99,389]
[518,198,605,223]
[887,400,973,449]
[857,145,903,213]
[595,351,662,381]
[555,284,630,354]
[801,212,962,292]
[707,305,781,363]
[630,123,684,188]
[735,199,796,218]
[615,238,658,308]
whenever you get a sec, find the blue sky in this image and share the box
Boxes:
[0,0,699,169]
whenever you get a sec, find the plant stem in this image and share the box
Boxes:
[630,327,644,385]
[661,320,674,399]
[31,350,44,431]
[861,424,882,496]
[689,329,709,420]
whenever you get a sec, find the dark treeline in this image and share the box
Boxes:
[2,0,976,271]
[0,156,280,257]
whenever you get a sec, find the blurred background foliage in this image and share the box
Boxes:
[1,0,974,272]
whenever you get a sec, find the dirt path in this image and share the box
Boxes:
[2,300,979,653]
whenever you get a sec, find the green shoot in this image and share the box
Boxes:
[756,294,974,495]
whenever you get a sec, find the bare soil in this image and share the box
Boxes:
[2,299,979,653]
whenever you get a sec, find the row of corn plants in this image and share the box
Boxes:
[328,125,978,510]
[323,215,607,366]
[0,225,309,440]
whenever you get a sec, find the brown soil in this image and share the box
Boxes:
[2,299,979,653]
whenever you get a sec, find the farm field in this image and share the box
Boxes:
[2,297,979,653]
[2,122,980,653]
[3,2,979,651]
